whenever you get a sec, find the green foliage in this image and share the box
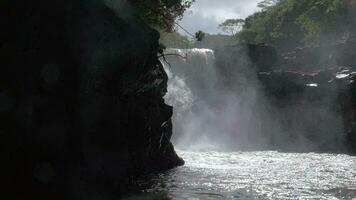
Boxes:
[296,14,321,43]
[195,30,205,41]
[129,0,195,31]
[238,0,356,49]
[218,19,245,35]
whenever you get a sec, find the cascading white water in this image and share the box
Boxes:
[162,48,220,150]
[163,57,194,113]
[162,48,268,151]
[162,47,347,152]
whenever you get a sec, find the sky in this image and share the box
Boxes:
[178,0,262,35]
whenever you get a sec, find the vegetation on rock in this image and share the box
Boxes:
[128,0,195,31]
[222,0,356,50]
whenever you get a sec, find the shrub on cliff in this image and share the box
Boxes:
[129,0,195,31]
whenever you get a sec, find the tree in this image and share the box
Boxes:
[195,30,205,41]
[128,0,195,31]
[218,19,245,35]
[237,0,356,49]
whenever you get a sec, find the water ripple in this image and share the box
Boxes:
[134,151,356,200]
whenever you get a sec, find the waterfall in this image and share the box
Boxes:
[162,48,347,152]
[161,48,266,151]
[161,49,216,150]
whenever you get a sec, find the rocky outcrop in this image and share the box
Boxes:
[267,40,356,152]
[258,68,356,152]
[256,41,356,152]
[1,0,182,199]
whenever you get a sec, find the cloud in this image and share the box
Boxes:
[178,0,262,35]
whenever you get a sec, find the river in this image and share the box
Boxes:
[126,150,356,200]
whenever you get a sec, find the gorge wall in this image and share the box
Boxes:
[215,42,356,153]
[1,1,182,199]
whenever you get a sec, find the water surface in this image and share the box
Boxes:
[128,150,356,200]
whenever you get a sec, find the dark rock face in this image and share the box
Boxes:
[257,42,356,153]
[1,0,182,199]
[215,43,356,153]
[339,72,356,152]
[258,68,356,152]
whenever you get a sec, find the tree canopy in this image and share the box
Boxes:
[236,0,356,50]
[218,19,245,35]
[129,0,195,31]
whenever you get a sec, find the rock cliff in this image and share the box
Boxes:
[1,0,183,199]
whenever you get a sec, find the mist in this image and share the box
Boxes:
[162,44,348,152]
[162,47,269,151]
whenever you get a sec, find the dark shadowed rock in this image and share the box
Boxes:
[258,68,356,152]
[0,0,183,199]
